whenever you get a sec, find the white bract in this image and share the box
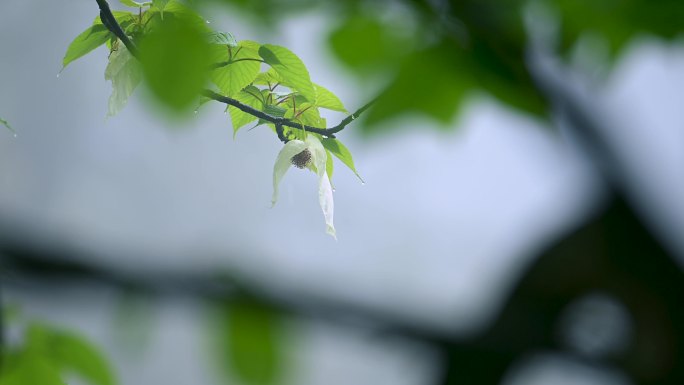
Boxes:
[272,135,336,239]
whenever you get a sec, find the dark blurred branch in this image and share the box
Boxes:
[94,0,376,142]
[0,238,452,344]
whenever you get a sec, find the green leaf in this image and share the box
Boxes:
[321,138,363,182]
[328,14,414,73]
[253,68,284,87]
[156,1,208,29]
[258,44,316,102]
[284,104,324,127]
[211,41,261,97]
[120,0,146,7]
[62,24,111,68]
[93,11,136,27]
[0,117,14,134]
[325,148,334,180]
[229,86,263,137]
[221,299,284,385]
[104,46,142,117]
[363,42,476,129]
[314,84,347,112]
[139,17,212,111]
[34,326,116,385]
[207,31,237,47]
[552,0,684,59]
[152,0,170,14]
[0,353,66,385]
[263,104,286,118]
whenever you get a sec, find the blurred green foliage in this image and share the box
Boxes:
[139,12,212,112]
[0,322,115,385]
[212,297,285,385]
[213,0,683,132]
[0,117,13,134]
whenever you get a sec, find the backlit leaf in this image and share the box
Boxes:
[314,84,346,112]
[321,138,363,182]
[207,31,237,47]
[104,45,142,117]
[230,86,263,137]
[62,24,111,68]
[258,44,315,102]
[254,68,284,87]
[212,41,261,97]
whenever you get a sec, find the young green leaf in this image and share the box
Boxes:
[258,44,316,102]
[229,86,263,137]
[284,104,324,127]
[253,68,284,87]
[207,31,237,47]
[314,84,347,112]
[62,24,111,69]
[211,41,261,97]
[321,138,363,182]
[104,46,142,117]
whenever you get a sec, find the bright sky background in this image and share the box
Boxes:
[0,1,681,385]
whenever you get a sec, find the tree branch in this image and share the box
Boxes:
[203,90,377,140]
[93,0,376,142]
[95,0,139,58]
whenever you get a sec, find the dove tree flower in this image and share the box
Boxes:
[272,135,336,239]
[66,0,371,238]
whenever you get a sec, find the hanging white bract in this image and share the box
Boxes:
[272,135,336,239]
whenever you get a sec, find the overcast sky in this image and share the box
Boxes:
[0,1,681,385]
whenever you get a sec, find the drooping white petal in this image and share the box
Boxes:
[272,140,307,207]
[305,135,327,178]
[304,136,336,239]
[318,171,336,239]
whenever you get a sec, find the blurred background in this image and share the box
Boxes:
[0,0,682,384]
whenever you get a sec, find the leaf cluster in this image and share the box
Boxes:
[63,0,363,183]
